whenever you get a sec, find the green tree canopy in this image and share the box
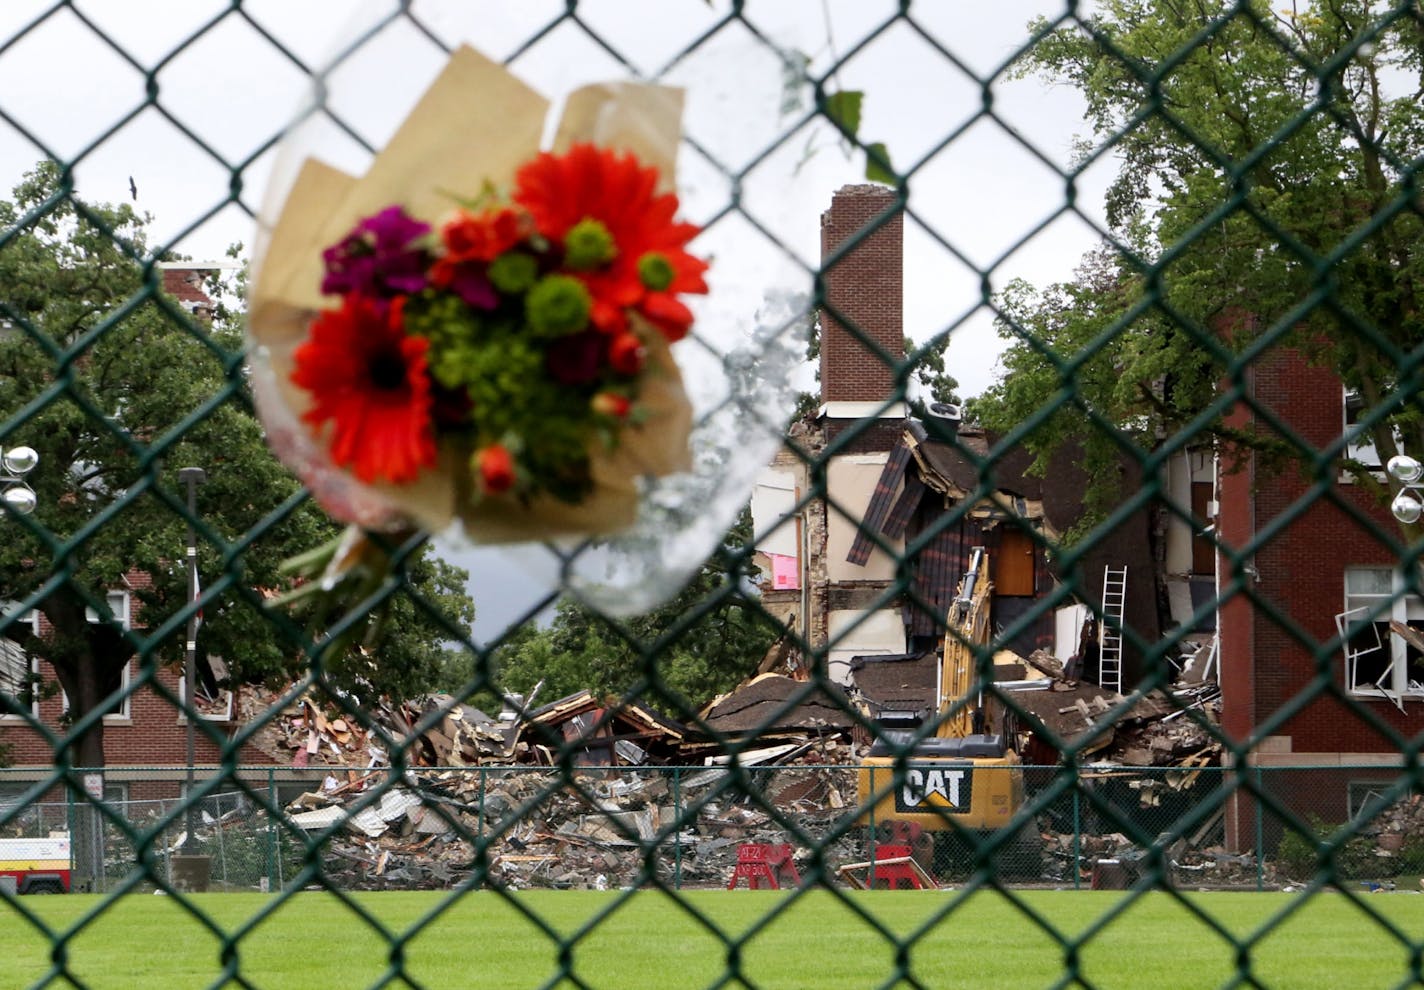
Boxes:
[489,507,781,716]
[976,0,1424,521]
[0,162,474,766]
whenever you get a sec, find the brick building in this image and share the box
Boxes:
[754,185,1159,687]
[1217,342,1421,847]
[0,266,278,809]
[759,185,1412,852]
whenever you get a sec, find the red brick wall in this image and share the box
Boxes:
[1217,346,1415,752]
[819,184,904,405]
[0,660,274,768]
[160,267,215,315]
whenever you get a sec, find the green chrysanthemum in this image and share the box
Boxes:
[564,217,618,270]
[488,251,538,294]
[637,251,674,291]
[526,274,591,336]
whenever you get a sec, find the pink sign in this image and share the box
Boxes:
[771,553,800,590]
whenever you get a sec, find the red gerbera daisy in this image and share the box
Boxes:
[291,296,438,485]
[513,143,707,340]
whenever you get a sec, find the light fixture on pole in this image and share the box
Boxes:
[1388,454,1424,524]
[1,445,39,515]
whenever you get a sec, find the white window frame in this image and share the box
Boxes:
[1340,387,1406,482]
[61,592,135,721]
[0,610,40,720]
[178,676,234,722]
[1340,566,1424,706]
[85,590,131,627]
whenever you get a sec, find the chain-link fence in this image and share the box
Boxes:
[3,0,1424,986]
[7,764,1421,898]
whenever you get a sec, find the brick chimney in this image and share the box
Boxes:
[159,265,216,321]
[819,184,904,414]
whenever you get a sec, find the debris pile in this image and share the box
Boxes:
[1039,828,1261,888]
[1008,646,1223,773]
[279,755,861,891]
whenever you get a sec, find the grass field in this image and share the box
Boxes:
[4,887,1422,989]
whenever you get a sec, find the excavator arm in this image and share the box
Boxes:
[936,546,990,741]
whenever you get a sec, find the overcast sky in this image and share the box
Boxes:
[0,1,1103,641]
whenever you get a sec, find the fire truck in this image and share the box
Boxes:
[0,833,72,894]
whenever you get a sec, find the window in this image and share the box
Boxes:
[61,660,133,723]
[1348,781,1406,822]
[178,674,234,722]
[1342,387,1402,476]
[85,591,130,627]
[0,610,40,719]
[1190,481,1215,577]
[1340,567,1424,703]
[182,780,252,821]
[0,781,28,815]
[61,591,133,720]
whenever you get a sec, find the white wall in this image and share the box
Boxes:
[826,454,901,582]
[827,608,905,686]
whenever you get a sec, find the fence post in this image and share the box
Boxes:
[673,767,682,891]
[1072,772,1081,891]
[1255,765,1264,892]
[868,764,877,881]
[266,767,276,892]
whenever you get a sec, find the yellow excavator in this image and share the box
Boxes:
[855,547,1035,876]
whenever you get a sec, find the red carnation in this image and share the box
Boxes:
[291,296,437,485]
[440,206,530,262]
[476,443,516,495]
[608,333,646,376]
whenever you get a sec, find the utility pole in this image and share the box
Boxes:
[179,466,206,851]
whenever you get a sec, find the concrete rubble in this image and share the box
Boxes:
[206,630,1246,890]
[279,743,861,891]
[1009,644,1223,777]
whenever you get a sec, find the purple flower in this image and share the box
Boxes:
[545,331,606,386]
[443,264,498,310]
[321,206,432,298]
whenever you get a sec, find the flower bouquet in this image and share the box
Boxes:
[248,46,700,545]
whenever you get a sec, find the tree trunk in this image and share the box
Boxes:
[43,593,134,892]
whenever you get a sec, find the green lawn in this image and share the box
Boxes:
[4,887,1422,989]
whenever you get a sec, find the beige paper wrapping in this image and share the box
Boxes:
[247,45,694,541]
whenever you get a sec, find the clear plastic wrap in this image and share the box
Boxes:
[250,28,810,617]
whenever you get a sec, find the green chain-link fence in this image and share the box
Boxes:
[6,764,1417,897]
[3,0,1424,986]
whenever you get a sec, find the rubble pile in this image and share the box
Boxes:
[1039,829,1262,888]
[1010,648,1223,772]
[204,628,1240,891]
[280,756,861,891]
[1350,793,1424,872]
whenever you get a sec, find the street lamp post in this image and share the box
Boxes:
[179,466,206,851]
[0,445,39,516]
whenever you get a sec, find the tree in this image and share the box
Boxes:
[904,334,963,421]
[0,162,474,767]
[976,0,1424,521]
[488,506,782,716]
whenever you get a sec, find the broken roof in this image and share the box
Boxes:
[848,652,936,718]
[699,674,855,737]
[525,690,688,742]
[905,423,1055,532]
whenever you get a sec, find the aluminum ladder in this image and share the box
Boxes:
[1098,565,1127,694]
